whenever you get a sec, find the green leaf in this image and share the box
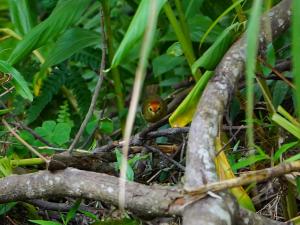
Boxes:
[272,81,289,109]
[169,71,214,127]
[99,118,114,135]
[166,42,183,56]
[0,60,33,101]
[285,153,300,163]
[261,43,275,75]
[152,54,184,77]
[8,0,93,65]
[29,220,62,225]
[52,123,72,145]
[91,218,139,225]
[110,0,167,69]
[41,28,101,71]
[0,107,14,115]
[8,0,36,35]
[192,23,238,73]
[115,149,134,181]
[232,154,268,171]
[0,202,17,216]
[274,141,298,162]
[65,199,81,224]
[245,0,262,148]
[272,113,300,139]
[0,157,12,178]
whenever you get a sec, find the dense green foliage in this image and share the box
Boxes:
[0,0,299,224]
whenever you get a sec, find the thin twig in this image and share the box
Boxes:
[2,118,49,164]
[257,56,295,89]
[68,8,106,153]
[0,86,14,98]
[186,161,300,196]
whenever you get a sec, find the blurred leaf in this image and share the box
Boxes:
[0,202,17,216]
[29,220,62,225]
[184,0,204,19]
[65,199,81,224]
[110,0,167,69]
[8,0,36,35]
[232,154,268,171]
[115,149,134,181]
[292,0,300,116]
[0,157,12,178]
[8,0,93,65]
[274,141,298,162]
[41,28,100,71]
[99,118,114,135]
[192,23,238,73]
[245,0,263,148]
[0,60,33,101]
[0,107,14,115]
[199,0,244,46]
[153,54,184,77]
[91,218,139,225]
[169,71,213,127]
[166,42,183,56]
[261,43,276,75]
[272,113,300,139]
[52,123,71,145]
[272,81,289,109]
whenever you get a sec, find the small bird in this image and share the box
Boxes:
[142,94,167,123]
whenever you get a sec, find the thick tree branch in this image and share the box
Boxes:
[184,0,292,224]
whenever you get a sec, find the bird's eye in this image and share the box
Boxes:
[157,106,160,111]
[149,107,153,112]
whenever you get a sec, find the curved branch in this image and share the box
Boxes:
[184,0,292,224]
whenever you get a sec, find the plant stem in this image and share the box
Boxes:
[163,2,201,80]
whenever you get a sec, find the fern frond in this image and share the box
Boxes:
[27,66,68,124]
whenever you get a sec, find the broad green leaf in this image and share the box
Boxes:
[274,141,298,162]
[152,54,184,77]
[52,123,72,145]
[8,0,36,35]
[192,23,238,73]
[41,28,100,71]
[8,0,93,65]
[115,149,134,181]
[199,0,245,46]
[99,118,114,135]
[29,220,62,225]
[0,60,33,101]
[169,71,214,127]
[110,0,167,69]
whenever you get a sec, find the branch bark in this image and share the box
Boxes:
[183,0,292,224]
